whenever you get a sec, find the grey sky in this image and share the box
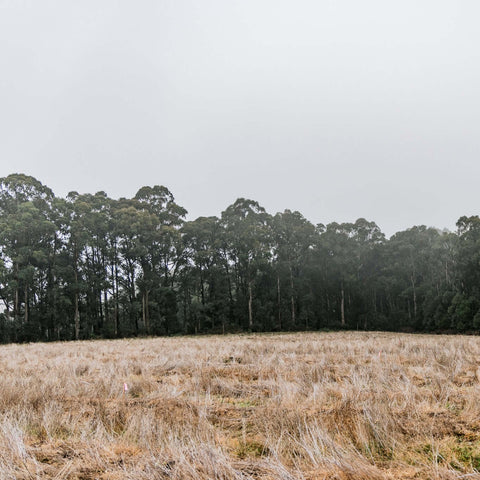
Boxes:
[0,0,479,237]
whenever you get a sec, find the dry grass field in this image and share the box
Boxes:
[1,332,480,479]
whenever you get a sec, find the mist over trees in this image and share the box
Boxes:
[0,173,478,342]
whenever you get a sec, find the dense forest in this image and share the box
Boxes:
[0,173,479,343]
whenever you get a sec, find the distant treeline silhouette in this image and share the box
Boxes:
[0,173,478,342]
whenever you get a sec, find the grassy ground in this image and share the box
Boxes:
[1,331,480,479]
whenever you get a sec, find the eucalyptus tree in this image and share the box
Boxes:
[272,210,316,329]
[45,196,77,339]
[134,186,187,334]
[221,198,272,330]
[347,218,385,329]
[381,226,444,329]
[181,216,230,332]
[314,221,357,327]
[312,218,384,328]
[73,192,114,336]
[36,196,69,340]
[134,186,187,282]
[420,229,458,330]
[64,192,93,339]
[113,200,153,335]
[447,216,480,330]
[0,174,56,340]
[456,216,480,294]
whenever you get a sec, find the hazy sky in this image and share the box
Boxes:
[1,1,479,236]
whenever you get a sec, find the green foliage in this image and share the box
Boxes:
[448,294,478,331]
[449,442,480,471]
[1,173,480,342]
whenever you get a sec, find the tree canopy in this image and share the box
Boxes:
[0,173,478,342]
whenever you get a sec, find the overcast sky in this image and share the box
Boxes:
[1,0,479,237]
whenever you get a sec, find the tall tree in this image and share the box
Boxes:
[134,186,187,334]
[273,210,316,329]
[0,174,56,340]
[221,199,272,330]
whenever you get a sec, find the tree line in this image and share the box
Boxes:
[0,173,479,343]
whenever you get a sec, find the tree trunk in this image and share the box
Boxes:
[24,285,28,324]
[74,244,80,340]
[74,293,80,340]
[200,270,205,306]
[14,284,19,325]
[98,291,103,331]
[103,289,108,329]
[224,261,234,326]
[277,273,282,330]
[248,280,253,330]
[182,287,188,333]
[142,292,146,332]
[114,261,120,337]
[411,273,417,320]
[289,265,295,326]
[142,289,150,334]
[14,263,19,325]
[340,281,345,326]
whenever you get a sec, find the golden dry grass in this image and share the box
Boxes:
[1,331,480,479]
